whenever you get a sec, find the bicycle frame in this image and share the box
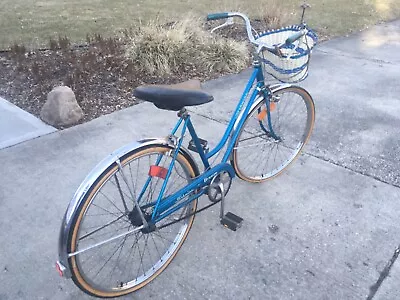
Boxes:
[143,62,274,223]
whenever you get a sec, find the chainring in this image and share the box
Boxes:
[207,171,232,202]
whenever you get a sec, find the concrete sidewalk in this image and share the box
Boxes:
[0,21,399,300]
[0,96,56,150]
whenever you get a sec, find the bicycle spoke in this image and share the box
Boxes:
[93,235,129,279]
[91,203,122,219]
[81,224,132,245]
[136,234,149,278]
[131,233,143,279]
[104,233,130,285]
[149,233,163,262]
[98,190,126,215]
[108,175,133,206]
[79,214,128,241]
[152,231,176,245]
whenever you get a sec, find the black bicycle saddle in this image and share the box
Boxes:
[133,80,214,111]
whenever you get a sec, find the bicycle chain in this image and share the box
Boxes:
[157,198,221,230]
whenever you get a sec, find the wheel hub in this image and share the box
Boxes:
[128,208,155,233]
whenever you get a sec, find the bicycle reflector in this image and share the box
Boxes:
[149,165,168,179]
[55,261,65,277]
[257,103,276,120]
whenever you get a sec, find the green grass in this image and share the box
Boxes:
[0,0,399,49]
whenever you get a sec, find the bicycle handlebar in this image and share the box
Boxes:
[207,12,257,45]
[206,13,230,21]
[207,12,308,55]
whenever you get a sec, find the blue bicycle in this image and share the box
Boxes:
[57,10,317,297]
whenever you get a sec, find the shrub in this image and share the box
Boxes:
[124,17,249,76]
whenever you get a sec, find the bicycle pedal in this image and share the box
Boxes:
[220,212,243,231]
[188,138,209,153]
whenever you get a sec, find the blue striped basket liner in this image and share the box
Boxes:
[255,25,318,83]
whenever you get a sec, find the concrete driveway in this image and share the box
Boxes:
[0,21,399,299]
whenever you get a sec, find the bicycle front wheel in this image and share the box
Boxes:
[67,145,198,298]
[232,86,315,182]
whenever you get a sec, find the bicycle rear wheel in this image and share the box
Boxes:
[232,86,315,182]
[67,145,198,298]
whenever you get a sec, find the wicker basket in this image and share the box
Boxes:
[256,25,318,83]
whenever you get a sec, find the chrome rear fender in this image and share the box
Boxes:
[57,137,198,278]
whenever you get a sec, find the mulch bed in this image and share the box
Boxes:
[0,22,263,129]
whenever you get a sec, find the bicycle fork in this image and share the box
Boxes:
[258,89,281,141]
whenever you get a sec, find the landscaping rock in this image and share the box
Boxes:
[40,86,83,126]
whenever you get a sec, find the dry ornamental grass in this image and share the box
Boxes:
[125,18,248,76]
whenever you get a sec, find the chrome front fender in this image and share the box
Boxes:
[57,137,198,278]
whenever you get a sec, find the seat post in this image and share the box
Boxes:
[177,107,189,119]
[178,108,210,170]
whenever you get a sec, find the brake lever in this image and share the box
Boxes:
[274,45,283,58]
[256,42,284,58]
[210,17,234,33]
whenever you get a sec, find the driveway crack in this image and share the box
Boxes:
[191,110,400,189]
[367,245,400,299]
[315,48,397,65]
[302,151,400,189]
